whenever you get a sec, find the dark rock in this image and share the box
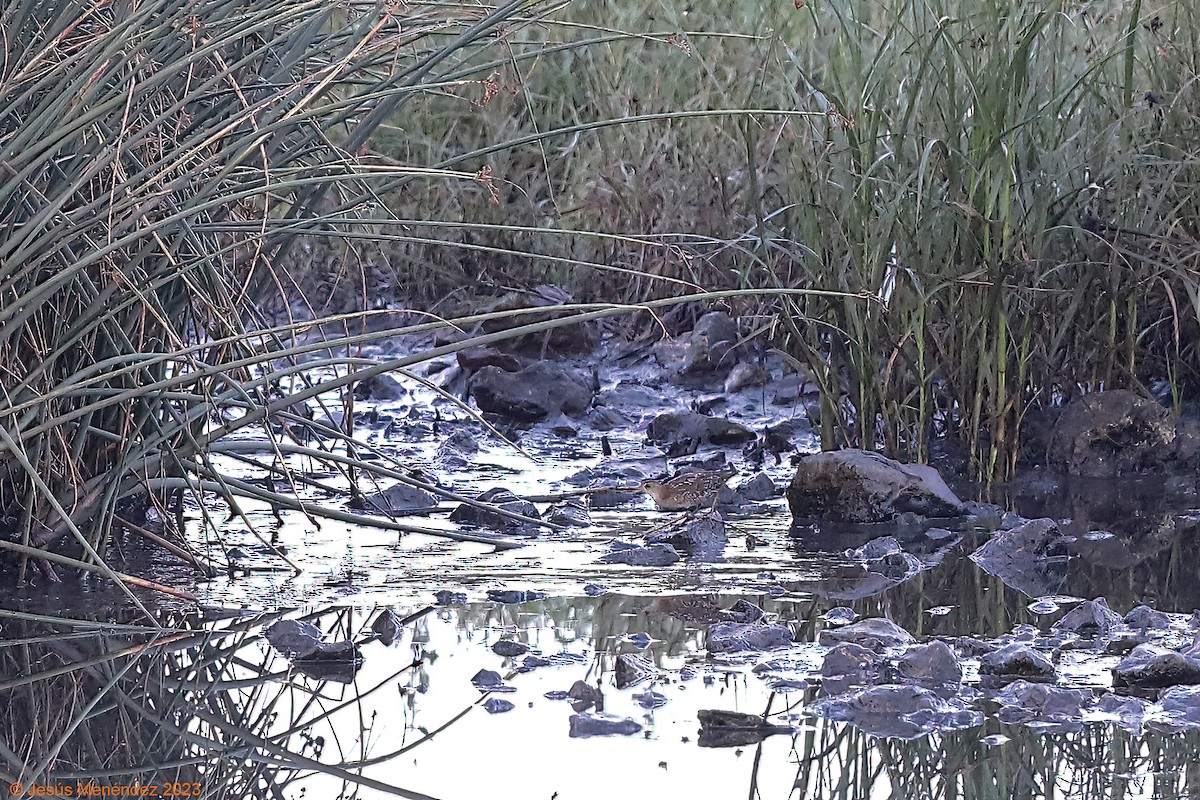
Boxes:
[721,599,767,625]
[581,481,642,509]
[770,372,819,405]
[697,709,791,748]
[821,607,859,626]
[1106,635,1144,656]
[646,412,756,448]
[808,684,983,739]
[979,644,1057,681]
[625,632,652,649]
[471,669,516,692]
[1114,644,1200,689]
[587,407,633,431]
[787,450,964,523]
[266,619,326,660]
[355,482,438,514]
[615,653,659,689]
[433,590,467,605]
[567,680,602,711]
[654,312,740,380]
[599,541,681,567]
[693,311,739,346]
[1160,685,1200,728]
[1125,605,1173,630]
[676,451,729,472]
[993,680,1092,733]
[707,622,793,654]
[896,641,962,688]
[645,515,727,561]
[371,610,403,646]
[595,383,663,409]
[353,373,407,401]
[821,643,881,694]
[969,519,1072,597]
[1043,390,1181,477]
[492,640,529,658]
[477,286,600,356]
[449,487,539,529]
[725,362,769,393]
[434,430,478,467]
[469,362,594,422]
[583,583,609,597]
[456,346,522,373]
[737,472,777,502]
[634,690,667,709]
[565,450,668,486]
[818,618,915,651]
[569,713,642,738]
[486,589,546,604]
[848,536,903,560]
[544,501,591,528]
[1053,598,1122,636]
[482,698,515,714]
[518,654,552,671]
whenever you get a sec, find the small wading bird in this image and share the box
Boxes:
[639,465,736,511]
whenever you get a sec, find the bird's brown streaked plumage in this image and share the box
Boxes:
[640,465,735,511]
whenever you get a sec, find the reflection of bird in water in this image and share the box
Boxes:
[640,465,735,511]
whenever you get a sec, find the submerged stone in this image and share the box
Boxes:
[808,684,983,739]
[599,541,681,567]
[434,590,467,605]
[646,412,756,448]
[646,515,727,561]
[895,641,962,688]
[969,518,1072,597]
[1053,598,1122,636]
[821,607,859,626]
[483,698,515,714]
[354,482,438,514]
[820,643,881,694]
[266,619,326,660]
[721,599,767,625]
[818,618,915,651]
[993,680,1092,734]
[1125,605,1173,630]
[615,653,660,689]
[544,500,591,528]
[449,487,540,529]
[371,610,404,646]
[979,644,1058,682]
[492,640,529,658]
[707,622,793,654]
[469,361,595,422]
[569,713,642,738]
[697,709,791,748]
[737,471,777,502]
[486,589,546,604]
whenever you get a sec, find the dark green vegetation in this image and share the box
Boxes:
[349,0,1200,478]
[1,2,1198,581]
[0,0,615,587]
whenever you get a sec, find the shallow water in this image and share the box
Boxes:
[5,342,1200,799]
